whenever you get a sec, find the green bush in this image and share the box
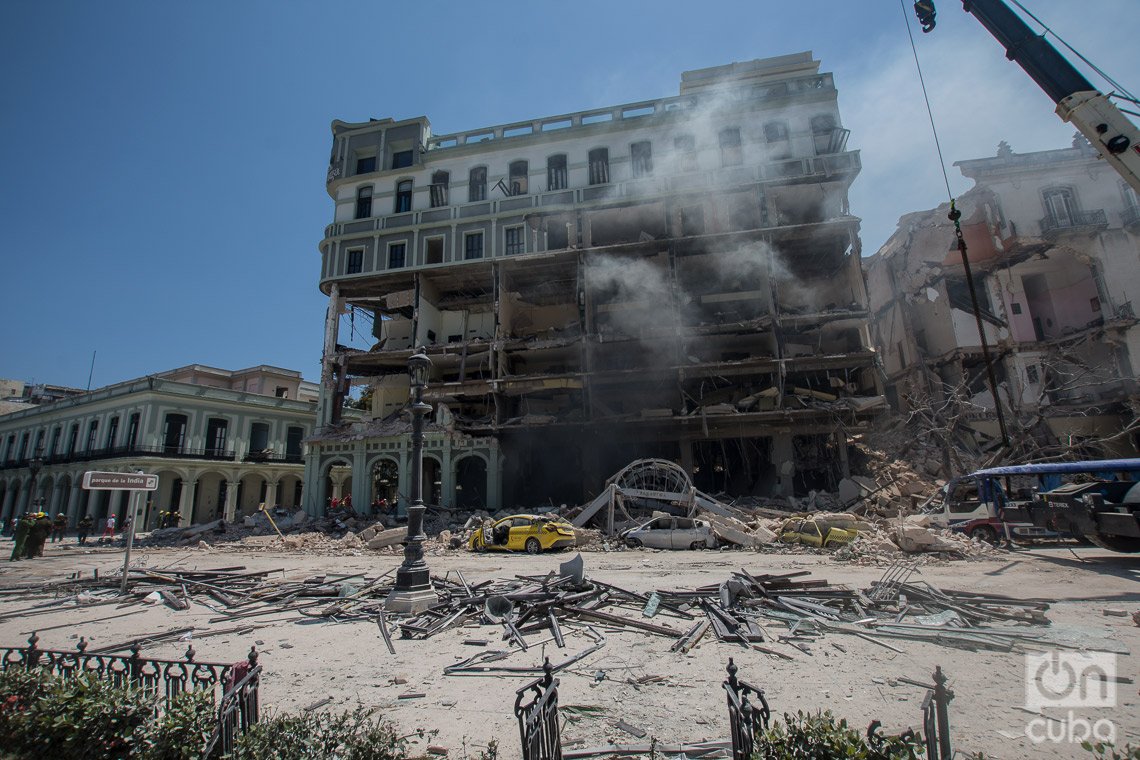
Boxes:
[136,689,217,760]
[754,710,927,760]
[1083,742,1140,760]
[228,707,406,760]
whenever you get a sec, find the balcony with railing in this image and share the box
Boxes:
[1039,209,1108,239]
[0,444,238,470]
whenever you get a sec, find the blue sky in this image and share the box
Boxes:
[2,1,1136,389]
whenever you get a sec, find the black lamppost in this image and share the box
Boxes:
[27,442,45,513]
[386,349,436,613]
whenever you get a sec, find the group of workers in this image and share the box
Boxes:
[6,510,134,561]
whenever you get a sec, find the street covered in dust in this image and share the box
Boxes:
[0,540,1136,759]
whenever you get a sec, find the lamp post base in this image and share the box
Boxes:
[384,585,437,614]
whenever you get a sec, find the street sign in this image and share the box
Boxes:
[82,471,158,491]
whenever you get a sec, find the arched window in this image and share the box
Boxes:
[430,170,450,207]
[588,148,609,185]
[469,167,487,202]
[394,180,413,213]
[509,160,529,195]
[547,155,567,191]
[354,186,372,219]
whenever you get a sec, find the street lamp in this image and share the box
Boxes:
[386,349,436,613]
[27,442,45,513]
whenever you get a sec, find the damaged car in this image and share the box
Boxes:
[779,517,857,548]
[621,516,718,550]
[469,514,577,554]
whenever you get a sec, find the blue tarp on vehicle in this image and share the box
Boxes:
[969,459,1140,479]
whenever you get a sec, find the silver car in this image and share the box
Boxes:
[622,516,717,550]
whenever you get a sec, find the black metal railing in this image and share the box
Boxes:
[0,444,239,470]
[515,658,562,760]
[1039,208,1108,236]
[724,658,770,760]
[919,666,954,760]
[204,657,262,757]
[1,633,261,754]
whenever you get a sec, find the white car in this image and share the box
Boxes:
[621,516,717,550]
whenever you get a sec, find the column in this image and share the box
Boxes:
[302,448,323,517]
[441,444,454,509]
[770,433,795,498]
[223,481,239,522]
[178,480,196,526]
[1,485,16,524]
[66,482,83,526]
[351,449,369,515]
[331,479,344,500]
[265,480,278,509]
[487,447,503,511]
[48,480,65,517]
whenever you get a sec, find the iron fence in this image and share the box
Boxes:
[724,657,770,760]
[919,666,954,760]
[0,633,261,756]
[515,657,562,760]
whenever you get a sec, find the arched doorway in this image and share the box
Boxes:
[321,459,352,510]
[278,474,302,509]
[455,455,488,510]
[370,458,399,511]
[238,472,270,518]
[422,455,442,507]
[194,471,228,524]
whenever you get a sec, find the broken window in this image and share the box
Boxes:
[588,148,609,185]
[388,243,406,269]
[547,154,567,191]
[394,180,413,213]
[469,167,487,202]
[505,226,524,255]
[547,219,569,249]
[346,248,363,274]
[810,114,838,156]
[631,141,653,178]
[1042,187,1076,227]
[425,237,444,264]
[286,426,304,460]
[763,121,788,143]
[354,186,372,219]
[249,422,270,452]
[465,231,484,260]
[354,155,376,175]
[509,160,529,195]
[674,134,696,172]
[391,149,413,169]
[429,170,449,207]
[680,205,705,236]
[719,127,742,167]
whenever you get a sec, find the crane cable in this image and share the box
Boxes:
[900,0,1012,449]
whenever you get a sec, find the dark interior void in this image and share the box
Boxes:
[692,437,774,495]
[791,434,841,495]
[501,429,681,509]
[455,456,487,509]
[589,204,667,247]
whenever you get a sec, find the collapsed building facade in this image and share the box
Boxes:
[865,138,1140,456]
[305,52,884,515]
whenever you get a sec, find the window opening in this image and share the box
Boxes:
[631,141,653,178]
[674,134,696,172]
[206,418,228,455]
[391,149,413,169]
[394,180,413,213]
[469,167,487,202]
[505,226,524,255]
[547,155,567,191]
[763,122,788,143]
[355,155,376,175]
[430,170,449,207]
[354,186,372,219]
[126,413,139,449]
[719,127,742,166]
[346,249,363,274]
[425,238,444,264]
[465,232,484,260]
[388,243,407,269]
[588,148,609,185]
[105,417,119,449]
[509,160,529,195]
[1043,187,1076,227]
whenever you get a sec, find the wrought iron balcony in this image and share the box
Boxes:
[1039,209,1107,239]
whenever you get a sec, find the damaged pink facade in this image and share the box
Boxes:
[305,53,885,515]
[866,138,1140,456]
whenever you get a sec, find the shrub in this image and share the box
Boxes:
[1084,742,1140,760]
[228,707,406,760]
[135,689,218,760]
[755,710,927,759]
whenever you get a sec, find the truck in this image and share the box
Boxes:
[927,459,1140,552]
[917,0,1140,195]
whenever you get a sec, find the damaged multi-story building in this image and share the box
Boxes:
[866,137,1140,456]
[306,52,884,515]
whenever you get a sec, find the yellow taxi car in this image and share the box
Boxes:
[779,517,857,548]
[469,514,577,554]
